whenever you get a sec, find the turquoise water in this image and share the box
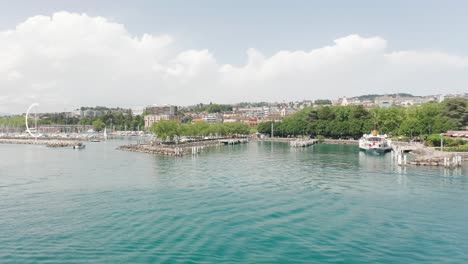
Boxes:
[1,140,467,263]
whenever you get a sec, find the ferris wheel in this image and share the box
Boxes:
[25,103,39,138]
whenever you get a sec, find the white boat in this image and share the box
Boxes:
[104,127,108,141]
[73,143,86,149]
[359,130,392,153]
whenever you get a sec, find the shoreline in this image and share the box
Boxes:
[0,137,83,147]
[253,137,359,145]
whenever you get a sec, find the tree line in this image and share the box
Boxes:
[258,98,466,139]
[0,111,145,132]
[150,121,250,141]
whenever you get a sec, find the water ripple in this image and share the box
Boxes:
[0,141,467,263]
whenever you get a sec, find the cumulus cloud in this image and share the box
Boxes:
[0,11,467,113]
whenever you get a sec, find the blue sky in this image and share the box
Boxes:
[0,0,467,112]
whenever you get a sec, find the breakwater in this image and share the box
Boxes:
[0,138,82,147]
[391,143,467,167]
[289,139,318,147]
[409,151,467,167]
[117,138,247,156]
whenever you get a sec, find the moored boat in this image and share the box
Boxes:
[359,130,391,153]
[73,143,86,149]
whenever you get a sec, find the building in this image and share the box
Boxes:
[131,107,144,116]
[144,105,179,128]
[144,114,179,128]
[80,109,102,118]
[202,113,223,124]
[145,105,178,116]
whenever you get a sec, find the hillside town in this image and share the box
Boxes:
[141,93,467,129]
[1,93,466,134]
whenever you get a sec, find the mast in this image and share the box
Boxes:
[271,121,274,138]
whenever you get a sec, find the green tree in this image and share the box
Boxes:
[151,120,181,141]
[92,119,106,132]
[442,97,467,129]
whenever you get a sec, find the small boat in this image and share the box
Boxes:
[359,130,391,153]
[73,143,86,149]
[90,139,101,142]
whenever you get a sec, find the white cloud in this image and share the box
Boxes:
[0,12,467,113]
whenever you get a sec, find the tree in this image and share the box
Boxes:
[92,119,106,132]
[150,120,180,141]
[442,97,467,129]
[314,99,332,105]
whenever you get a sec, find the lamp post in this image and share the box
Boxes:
[440,133,444,152]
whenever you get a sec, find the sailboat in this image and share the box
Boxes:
[104,127,108,140]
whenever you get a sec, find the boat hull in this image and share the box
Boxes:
[359,146,391,153]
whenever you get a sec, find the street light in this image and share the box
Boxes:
[440,133,444,152]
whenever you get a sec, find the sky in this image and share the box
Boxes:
[0,0,467,113]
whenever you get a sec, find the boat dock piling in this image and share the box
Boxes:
[289,139,317,147]
[443,156,463,168]
[395,152,407,166]
[191,146,204,155]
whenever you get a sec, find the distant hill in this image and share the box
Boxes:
[354,93,417,100]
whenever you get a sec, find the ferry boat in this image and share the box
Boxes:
[359,130,392,153]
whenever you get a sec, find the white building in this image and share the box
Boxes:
[202,113,223,124]
[144,114,178,128]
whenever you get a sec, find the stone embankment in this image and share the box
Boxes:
[254,137,297,143]
[289,139,318,147]
[323,139,358,145]
[407,147,467,167]
[117,139,241,156]
[0,137,82,147]
[253,137,358,145]
[391,142,466,167]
